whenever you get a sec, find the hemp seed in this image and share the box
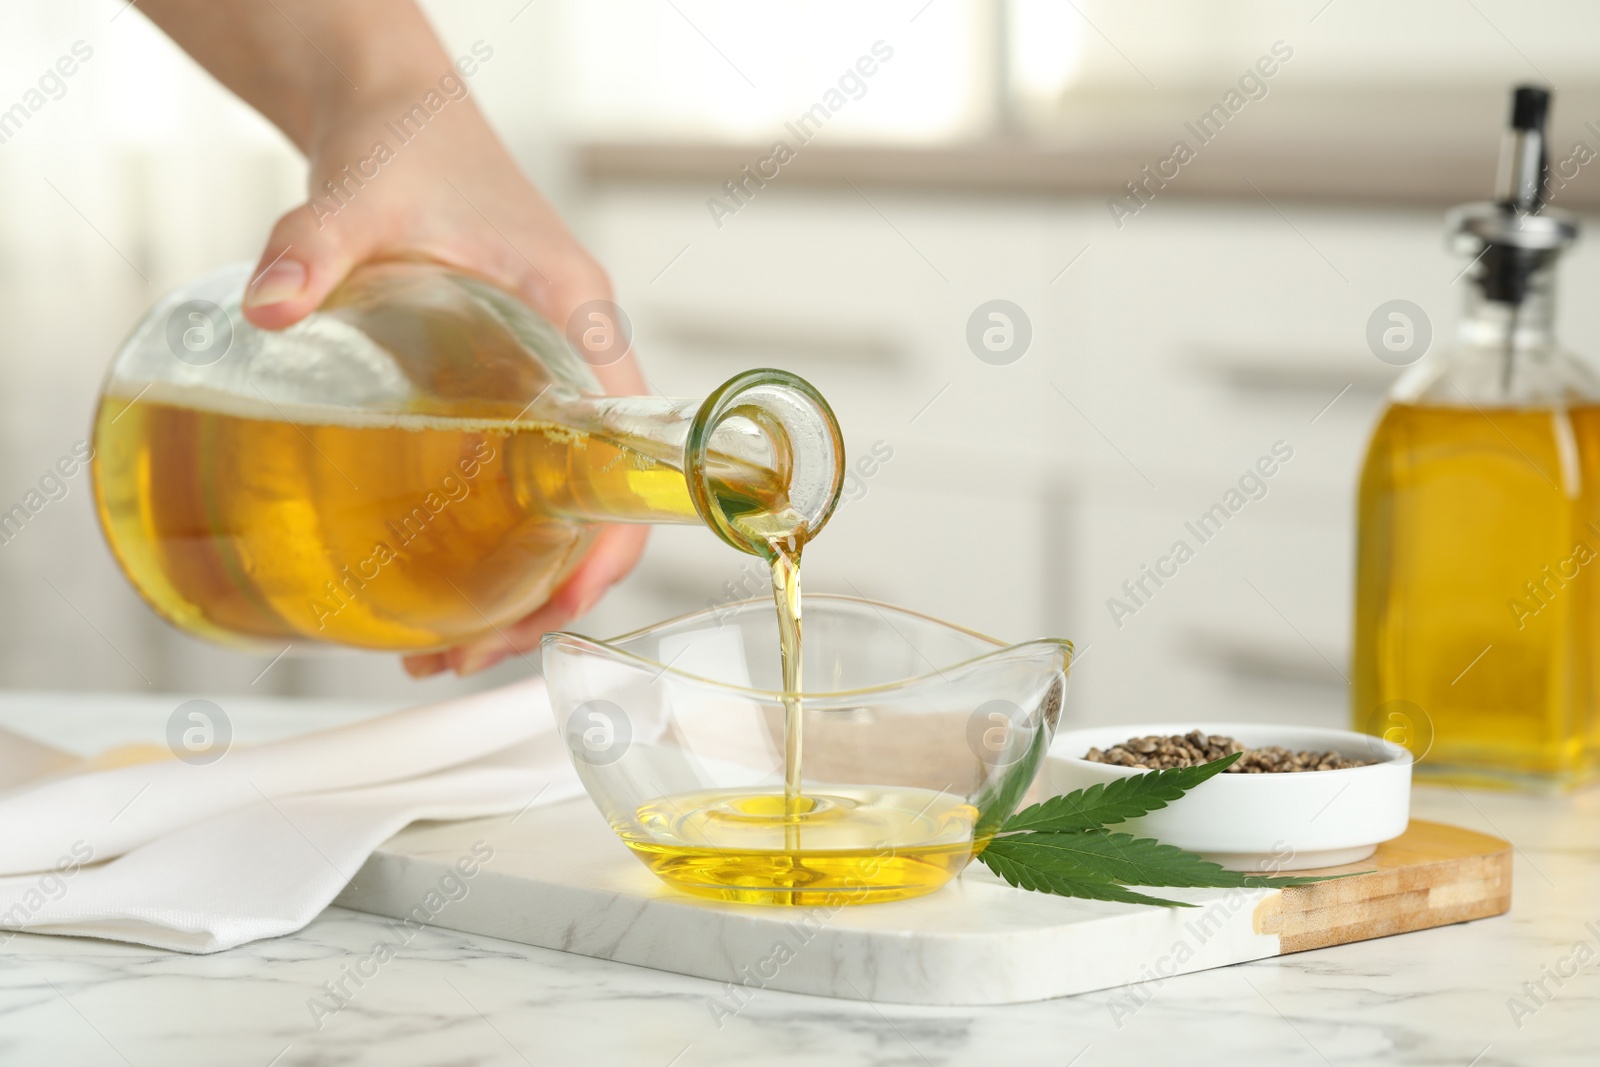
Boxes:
[1083,730,1368,772]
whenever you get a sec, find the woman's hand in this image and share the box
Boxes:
[142,1,648,677]
[249,90,648,678]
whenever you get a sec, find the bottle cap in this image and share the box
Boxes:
[1510,86,1550,131]
[1448,85,1576,304]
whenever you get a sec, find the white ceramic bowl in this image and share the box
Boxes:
[1046,723,1412,871]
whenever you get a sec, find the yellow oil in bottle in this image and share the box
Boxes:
[91,385,709,651]
[91,384,795,652]
[1353,401,1600,787]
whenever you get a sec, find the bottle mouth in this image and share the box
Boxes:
[685,369,844,557]
[1448,203,1578,254]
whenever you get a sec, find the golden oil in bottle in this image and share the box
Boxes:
[1354,402,1600,787]
[1353,86,1600,789]
[92,385,728,652]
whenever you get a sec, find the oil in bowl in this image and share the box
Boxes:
[543,595,1071,906]
[626,785,980,905]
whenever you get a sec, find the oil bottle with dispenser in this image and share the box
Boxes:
[1354,86,1600,790]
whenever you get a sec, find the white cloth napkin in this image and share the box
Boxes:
[0,677,582,953]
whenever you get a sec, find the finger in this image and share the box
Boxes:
[241,203,371,330]
[588,334,648,398]
[548,524,650,619]
[585,327,646,398]
[512,252,648,398]
[443,524,650,676]
[448,597,573,677]
[403,652,449,679]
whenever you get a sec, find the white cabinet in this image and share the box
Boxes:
[582,185,1600,731]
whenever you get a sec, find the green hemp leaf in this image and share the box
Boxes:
[976,753,1361,907]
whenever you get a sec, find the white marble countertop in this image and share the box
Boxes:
[1,690,1597,1066]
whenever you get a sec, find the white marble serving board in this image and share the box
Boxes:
[335,796,1300,1006]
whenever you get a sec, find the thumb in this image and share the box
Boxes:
[515,255,648,398]
[241,203,367,330]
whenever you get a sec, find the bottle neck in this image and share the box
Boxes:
[1458,261,1557,355]
[554,370,845,557]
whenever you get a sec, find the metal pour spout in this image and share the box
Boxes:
[1495,85,1550,216]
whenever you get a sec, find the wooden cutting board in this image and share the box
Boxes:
[335,800,1511,1006]
[1252,819,1511,952]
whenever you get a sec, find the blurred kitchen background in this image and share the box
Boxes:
[4,0,1600,729]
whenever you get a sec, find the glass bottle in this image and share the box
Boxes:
[91,259,843,652]
[1353,87,1600,789]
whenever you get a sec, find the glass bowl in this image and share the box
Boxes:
[542,594,1071,906]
